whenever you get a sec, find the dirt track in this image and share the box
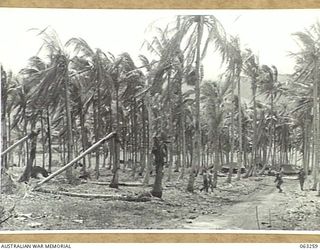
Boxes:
[184,177,308,230]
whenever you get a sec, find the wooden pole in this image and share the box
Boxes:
[34,132,116,189]
[1,131,38,157]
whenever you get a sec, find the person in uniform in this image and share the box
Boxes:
[274,171,284,193]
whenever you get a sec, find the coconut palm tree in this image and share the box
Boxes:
[202,81,226,186]
[67,38,114,178]
[172,15,229,192]
[242,48,260,175]
[26,27,75,182]
[291,22,320,192]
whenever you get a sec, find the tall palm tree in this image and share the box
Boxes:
[291,22,320,192]
[202,81,226,186]
[67,38,113,179]
[142,25,184,182]
[243,48,260,175]
[27,27,75,182]
[174,15,229,192]
[258,64,281,168]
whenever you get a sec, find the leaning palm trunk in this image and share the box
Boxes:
[187,16,204,192]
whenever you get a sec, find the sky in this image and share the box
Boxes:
[0,8,320,80]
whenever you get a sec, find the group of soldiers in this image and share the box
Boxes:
[274,168,306,193]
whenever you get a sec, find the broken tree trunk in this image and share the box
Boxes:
[33,132,116,190]
[19,129,40,183]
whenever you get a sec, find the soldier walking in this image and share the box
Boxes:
[274,171,284,193]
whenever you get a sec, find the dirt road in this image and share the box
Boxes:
[184,177,301,230]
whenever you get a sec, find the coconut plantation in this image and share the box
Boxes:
[1,9,320,231]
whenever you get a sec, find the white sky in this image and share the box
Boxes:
[0,8,320,80]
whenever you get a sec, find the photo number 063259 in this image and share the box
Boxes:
[1,8,320,232]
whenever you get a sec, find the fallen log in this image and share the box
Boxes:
[81,181,146,187]
[33,132,116,190]
[35,188,152,202]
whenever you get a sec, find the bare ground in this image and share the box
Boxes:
[1,166,320,231]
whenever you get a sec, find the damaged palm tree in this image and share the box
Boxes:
[18,129,41,183]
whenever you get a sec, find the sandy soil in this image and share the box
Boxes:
[1,166,320,231]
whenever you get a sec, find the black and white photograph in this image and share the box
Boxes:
[1,8,320,232]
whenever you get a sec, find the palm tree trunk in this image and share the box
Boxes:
[252,77,258,174]
[139,104,147,176]
[1,67,8,169]
[79,109,88,171]
[187,16,203,192]
[133,99,138,178]
[7,111,13,166]
[143,88,153,185]
[64,72,74,183]
[41,112,46,169]
[19,125,39,182]
[46,108,52,173]
[178,78,187,180]
[167,70,174,182]
[312,58,319,191]
[110,84,120,188]
[227,79,235,183]
[236,75,243,180]
[23,106,29,168]
[212,136,220,188]
[93,97,100,179]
